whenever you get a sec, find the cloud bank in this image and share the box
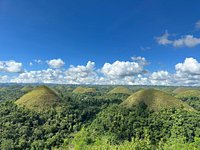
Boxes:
[1,57,200,86]
[156,31,200,48]
[0,60,23,73]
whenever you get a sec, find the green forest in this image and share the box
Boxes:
[0,85,200,150]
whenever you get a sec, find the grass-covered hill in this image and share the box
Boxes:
[175,89,200,99]
[174,89,200,111]
[108,86,132,95]
[15,85,61,111]
[72,86,96,94]
[1,85,200,150]
[21,86,34,92]
[121,89,194,111]
[173,87,191,94]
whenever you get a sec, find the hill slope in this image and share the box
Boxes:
[15,86,61,111]
[108,86,132,95]
[121,89,194,111]
[21,86,34,92]
[72,86,96,94]
[175,89,200,99]
[173,87,191,94]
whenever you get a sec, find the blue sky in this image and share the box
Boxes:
[0,0,200,85]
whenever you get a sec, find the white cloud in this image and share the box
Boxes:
[156,32,200,47]
[175,57,200,75]
[170,58,200,86]
[147,58,200,86]
[195,20,200,29]
[173,35,200,47]
[11,69,65,84]
[150,70,170,80]
[65,61,98,84]
[149,71,172,85]
[11,61,98,85]
[3,57,200,86]
[46,58,65,68]
[101,57,148,79]
[156,31,172,45]
[0,60,23,73]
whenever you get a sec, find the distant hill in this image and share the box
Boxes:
[72,86,96,94]
[121,89,194,111]
[175,89,200,99]
[15,86,61,111]
[21,86,34,92]
[173,87,191,94]
[108,86,132,95]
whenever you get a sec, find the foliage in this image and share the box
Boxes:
[0,85,25,102]
[0,85,200,149]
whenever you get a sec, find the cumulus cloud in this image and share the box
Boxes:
[65,61,98,84]
[150,70,170,80]
[101,57,148,79]
[3,57,200,86]
[156,32,200,47]
[156,31,172,45]
[147,58,200,86]
[149,71,172,85]
[175,57,200,75]
[169,58,200,86]
[173,35,200,47]
[0,60,23,73]
[46,58,65,68]
[11,69,65,84]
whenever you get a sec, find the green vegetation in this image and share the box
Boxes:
[121,89,194,111]
[0,85,200,149]
[15,86,62,111]
[62,105,200,150]
[108,86,132,95]
[0,85,25,102]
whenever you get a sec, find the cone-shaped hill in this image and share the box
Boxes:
[108,86,132,95]
[21,86,34,92]
[121,89,194,111]
[72,86,96,94]
[15,86,62,111]
[175,89,200,99]
[173,87,191,94]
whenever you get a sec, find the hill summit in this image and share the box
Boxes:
[121,89,194,111]
[15,86,61,111]
[108,86,132,95]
